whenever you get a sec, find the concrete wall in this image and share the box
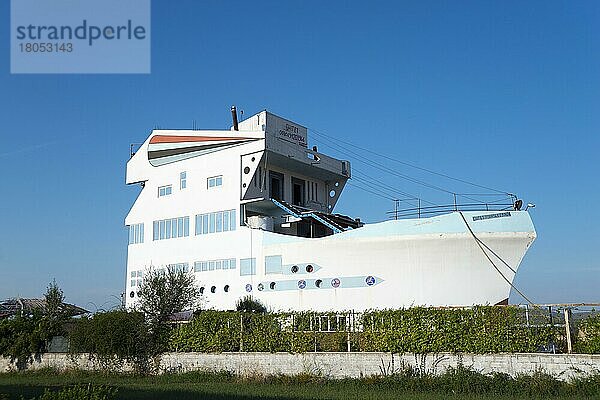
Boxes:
[2,352,600,381]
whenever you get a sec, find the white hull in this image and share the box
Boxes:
[126,210,536,311]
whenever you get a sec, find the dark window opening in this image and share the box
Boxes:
[224,285,230,292]
[210,286,216,293]
[292,177,305,206]
[269,171,284,201]
[269,282,276,290]
[315,279,322,288]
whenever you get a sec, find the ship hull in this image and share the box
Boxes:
[126,210,536,311]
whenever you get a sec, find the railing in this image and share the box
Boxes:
[386,202,515,219]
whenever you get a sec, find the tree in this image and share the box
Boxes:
[44,279,64,320]
[137,266,200,326]
[236,295,267,313]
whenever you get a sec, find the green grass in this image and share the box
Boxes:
[1,369,599,400]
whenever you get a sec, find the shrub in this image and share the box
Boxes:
[69,310,154,372]
[31,385,116,400]
[575,313,600,354]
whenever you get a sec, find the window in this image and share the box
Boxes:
[194,258,236,273]
[180,171,187,189]
[195,209,236,235]
[158,185,172,197]
[153,216,190,241]
[168,262,189,273]
[240,258,256,276]
[130,270,143,287]
[208,175,223,188]
[128,223,144,244]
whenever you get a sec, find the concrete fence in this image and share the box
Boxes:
[2,352,600,381]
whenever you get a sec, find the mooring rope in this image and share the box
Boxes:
[458,211,534,305]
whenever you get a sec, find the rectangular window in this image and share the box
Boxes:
[240,258,256,276]
[230,209,237,230]
[216,212,223,232]
[208,175,223,188]
[153,216,190,241]
[193,258,234,273]
[128,223,144,244]
[158,185,172,197]
[222,210,230,232]
[195,210,236,235]
[180,171,187,189]
[209,213,216,233]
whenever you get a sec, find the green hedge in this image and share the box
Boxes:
[169,306,559,354]
[576,313,600,354]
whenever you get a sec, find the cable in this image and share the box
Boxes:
[308,126,509,195]
[458,212,533,304]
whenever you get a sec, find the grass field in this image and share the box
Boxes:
[1,369,599,400]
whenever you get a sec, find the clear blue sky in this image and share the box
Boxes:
[1,1,598,310]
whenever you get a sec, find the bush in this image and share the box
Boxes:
[576,313,600,354]
[30,385,116,400]
[69,310,154,372]
[0,314,59,370]
[169,306,561,354]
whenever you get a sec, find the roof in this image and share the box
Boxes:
[0,298,89,319]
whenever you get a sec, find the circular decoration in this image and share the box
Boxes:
[291,265,299,273]
[251,157,256,162]
[306,264,314,273]
[329,190,336,198]
[331,278,341,288]
[315,279,322,288]
[224,285,230,292]
[298,280,306,289]
[244,166,251,174]
[365,276,376,286]
[269,282,276,290]
[129,291,135,298]
[245,284,252,292]
[243,183,247,188]
[257,283,264,291]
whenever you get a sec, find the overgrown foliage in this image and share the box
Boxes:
[170,307,560,354]
[359,306,557,353]
[576,313,600,354]
[27,384,116,400]
[3,368,600,399]
[68,310,155,372]
[235,295,267,313]
[137,267,201,328]
[0,281,68,369]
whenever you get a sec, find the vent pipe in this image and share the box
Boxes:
[231,105,239,131]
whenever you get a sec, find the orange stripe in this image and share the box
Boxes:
[150,135,251,144]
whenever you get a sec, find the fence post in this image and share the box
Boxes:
[240,313,244,352]
[564,308,572,354]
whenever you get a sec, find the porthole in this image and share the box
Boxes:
[200,287,205,294]
[243,183,247,188]
[129,291,135,298]
[251,157,256,162]
[211,286,216,293]
[269,282,276,290]
[329,190,336,198]
[244,166,251,174]
[291,265,299,273]
[335,182,339,187]
[306,264,314,273]
[315,279,322,288]
[258,283,264,291]
[137,291,141,297]
[224,285,230,292]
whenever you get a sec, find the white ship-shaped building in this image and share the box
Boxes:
[125,108,537,311]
